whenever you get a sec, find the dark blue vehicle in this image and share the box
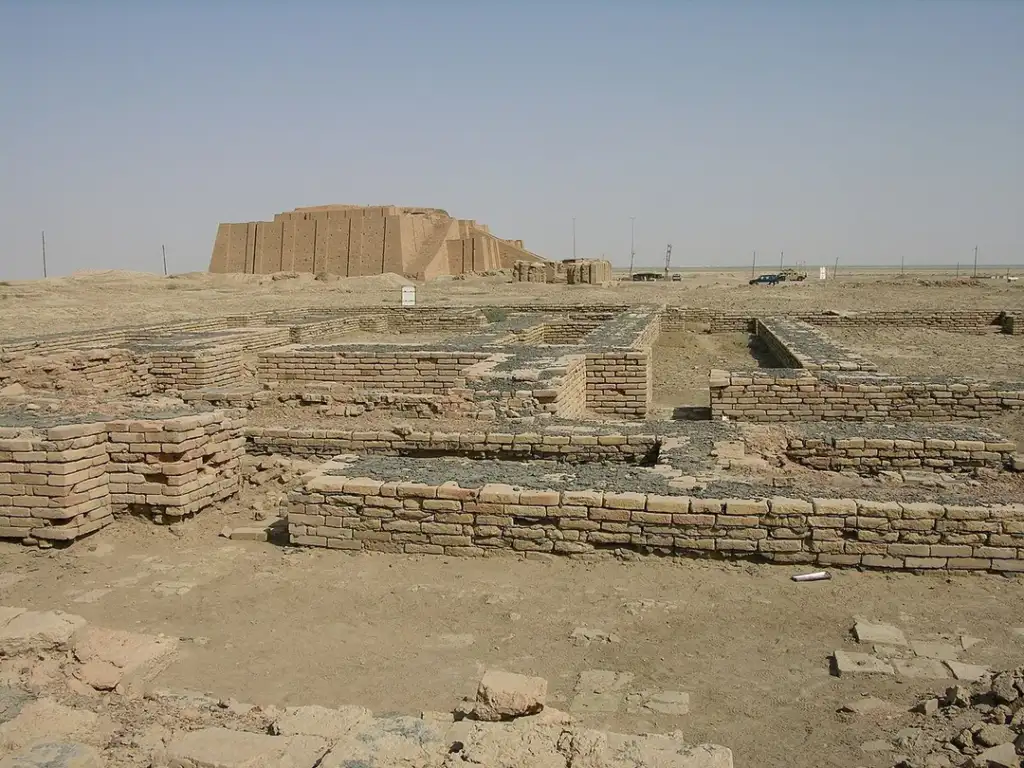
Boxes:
[749,273,781,285]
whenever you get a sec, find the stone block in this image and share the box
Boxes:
[71,625,179,694]
[0,742,104,768]
[853,620,907,647]
[0,610,86,655]
[893,657,950,680]
[831,651,894,677]
[160,727,329,768]
[472,669,547,721]
[270,705,373,739]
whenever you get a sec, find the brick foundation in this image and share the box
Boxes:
[786,435,1017,473]
[287,471,1024,572]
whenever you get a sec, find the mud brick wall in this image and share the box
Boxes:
[0,423,112,544]
[248,427,656,463]
[513,261,548,282]
[710,370,1024,422]
[756,318,878,371]
[1005,315,1021,335]
[287,475,1024,573]
[659,309,1011,334]
[514,322,602,345]
[0,318,233,356]
[148,348,245,391]
[0,349,152,397]
[787,436,1017,473]
[257,348,489,394]
[106,411,245,521]
[585,352,650,418]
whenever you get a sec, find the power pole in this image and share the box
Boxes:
[41,231,47,278]
[751,250,756,278]
[572,218,576,261]
[973,245,978,278]
[779,250,784,271]
[833,256,840,279]
[161,245,168,276]
[664,244,672,279]
[628,216,636,277]
[900,252,905,276]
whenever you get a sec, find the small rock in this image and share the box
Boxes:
[471,670,547,721]
[912,698,940,716]
[0,610,86,656]
[944,685,972,708]
[271,705,372,739]
[0,383,25,397]
[970,742,1017,767]
[974,724,1016,748]
[991,673,1019,704]
[960,635,984,651]
[895,728,922,749]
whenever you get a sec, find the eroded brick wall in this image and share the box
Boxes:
[787,435,1017,473]
[710,370,1024,422]
[287,475,1024,572]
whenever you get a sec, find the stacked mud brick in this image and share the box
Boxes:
[585,312,660,419]
[106,411,245,521]
[0,423,112,544]
[787,434,1018,473]
[0,349,151,396]
[1005,315,1021,335]
[288,471,1024,572]
[257,347,490,394]
[710,369,1024,422]
[756,318,878,371]
[513,321,602,345]
[248,426,656,462]
[565,260,613,284]
[462,352,589,420]
[146,346,244,391]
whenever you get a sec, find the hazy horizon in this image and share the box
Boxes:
[2,2,1022,280]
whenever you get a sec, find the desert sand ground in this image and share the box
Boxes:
[1,267,1023,767]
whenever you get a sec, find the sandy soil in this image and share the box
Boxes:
[0,505,1022,768]
[651,331,776,417]
[828,327,1024,380]
[1,268,1023,767]
[0,269,1021,338]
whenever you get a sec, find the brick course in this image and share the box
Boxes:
[288,473,1024,572]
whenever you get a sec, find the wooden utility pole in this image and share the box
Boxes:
[973,245,978,278]
[41,231,47,278]
[751,251,756,278]
[162,245,168,276]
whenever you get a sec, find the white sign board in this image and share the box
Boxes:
[401,286,416,307]
[819,266,827,280]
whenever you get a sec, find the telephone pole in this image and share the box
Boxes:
[973,245,978,278]
[572,218,576,261]
[162,245,168,276]
[41,231,47,278]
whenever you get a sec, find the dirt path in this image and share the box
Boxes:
[1,511,1022,768]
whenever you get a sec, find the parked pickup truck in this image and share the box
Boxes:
[749,273,781,286]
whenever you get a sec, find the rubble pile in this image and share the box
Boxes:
[0,605,733,767]
[880,668,1024,767]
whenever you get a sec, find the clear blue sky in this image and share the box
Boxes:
[1,1,1022,279]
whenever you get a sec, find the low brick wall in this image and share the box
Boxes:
[511,321,602,345]
[257,348,490,393]
[787,435,1017,473]
[0,349,151,397]
[287,473,1024,572]
[710,369,1024,422]
[756,318,878,371]
[0,409,243,544]
[1005,315,1021,335]
[248,426,656,462]
[585,313,659,420]
[660,308,1008,334]
[107,411,245,521]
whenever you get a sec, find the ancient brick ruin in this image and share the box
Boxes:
[1,303,1023,575]
[209,205,551,280]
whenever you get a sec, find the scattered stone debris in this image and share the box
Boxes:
[0,605,733,766]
